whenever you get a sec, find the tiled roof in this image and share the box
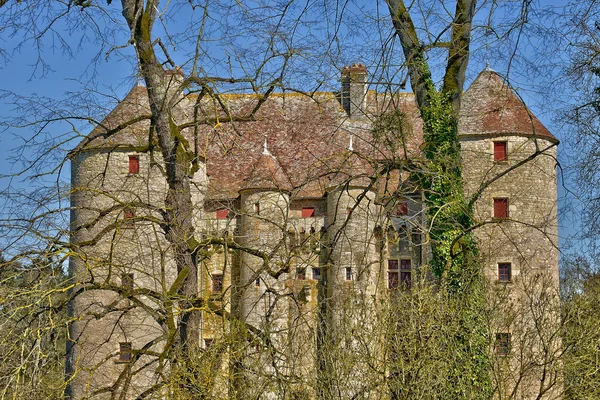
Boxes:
[73,69,557,199]
[459,70,557,142]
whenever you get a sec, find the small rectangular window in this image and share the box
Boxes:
[254,202,260,215]
[211,274,223,294]
[124,208,135,223]
[493,198,509,219]
[128,155,140,174]
[495,333,511,356]
[118,342,132,362]
[345,267,352,281]
[301,207,315,218]
[216,209,229,219]
[498,263,511,282]
[312,267,321,281]
[255,277,260,287]
[388,260,399,289]
[121,273,134,290]
[494,142,508,162]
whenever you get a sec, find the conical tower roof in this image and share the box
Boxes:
[72,85,151,154]
[240,146,292,193]
[326,150,374,190]
[459,70,557,143]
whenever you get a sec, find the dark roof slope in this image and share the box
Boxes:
[459,70,557,142]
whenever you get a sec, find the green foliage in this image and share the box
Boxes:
[374,65,492,398]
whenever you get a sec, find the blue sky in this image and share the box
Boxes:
[0,0,582,257]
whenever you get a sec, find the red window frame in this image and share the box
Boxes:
[301,207,315,218]
[494,142,507,162]
[128,155,140,174]
[493,198,509,219]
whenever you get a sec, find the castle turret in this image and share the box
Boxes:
[234,142,294,397]
[67,81,207,399]
[322,150,386,399]
[459,69,560,398]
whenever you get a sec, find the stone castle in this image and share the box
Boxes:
[67,65,560,398]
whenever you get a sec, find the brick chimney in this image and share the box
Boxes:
[341,63,368,118]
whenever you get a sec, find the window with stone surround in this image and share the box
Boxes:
[118,342,132,363]
[345,267,352,281]
[312,267,321,280]
[121,272,134,290]
[493,198,509,219]
[128,155,139,174]
[498,263,511,282]
[494,141,508,162]
[123,208,135,223]
[211,273,223,294]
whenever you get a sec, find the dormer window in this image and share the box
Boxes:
[128,155,140,174]
[494,142,507,162]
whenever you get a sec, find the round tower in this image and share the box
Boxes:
[458,69,560,398]
[67,81,207,399]
[233,143,293,397]
[322,150,386,399]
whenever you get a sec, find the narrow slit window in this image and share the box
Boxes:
[118,342,132,362]
[345,267,352,281]
[254,202,260,215]
[388,260,399,289]
[128,155,139,174]
[494,142,508,162]
[493,198,509,219]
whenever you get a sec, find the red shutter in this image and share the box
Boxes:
[396,202,408,216]
[494,198,508,219]
[128,155,139,174]
[216,209,229,219]
[494,142,507,162]
[302,207,315,218]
